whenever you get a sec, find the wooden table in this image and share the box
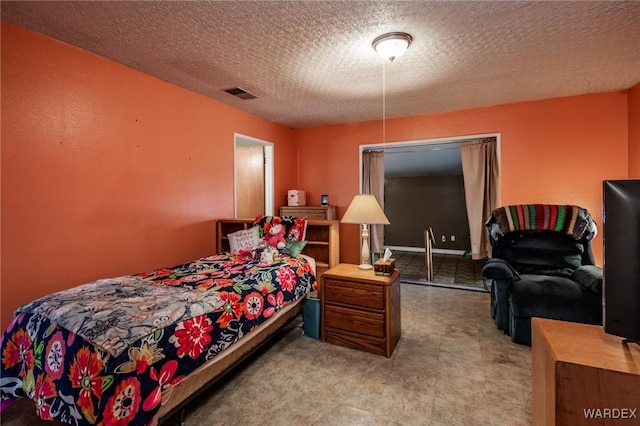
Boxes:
[532,318,640,425]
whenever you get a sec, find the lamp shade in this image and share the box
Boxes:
[341,194,390,225]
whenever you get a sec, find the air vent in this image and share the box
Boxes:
[223,87,257,100]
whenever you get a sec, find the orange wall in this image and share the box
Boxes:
[1,21,635,331]
[629,83,640,178]
[296,92,629,266]
[0,22,296,329]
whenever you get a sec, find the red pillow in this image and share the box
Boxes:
[253,215,308,241]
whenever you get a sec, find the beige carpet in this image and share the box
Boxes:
[1,284,531,426]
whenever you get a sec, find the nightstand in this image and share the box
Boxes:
[320,263,401,357]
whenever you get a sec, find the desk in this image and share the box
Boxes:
[532,318,640,425]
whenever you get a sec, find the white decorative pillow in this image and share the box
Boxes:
[228,227,260,255]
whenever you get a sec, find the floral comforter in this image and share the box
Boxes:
[0,253,315,425]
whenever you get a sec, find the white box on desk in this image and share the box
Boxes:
[287,190,306,206]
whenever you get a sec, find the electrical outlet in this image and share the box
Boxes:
[441,235,446,242]
[451,235,456,242]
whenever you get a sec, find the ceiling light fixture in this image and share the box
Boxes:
[372,32,413,62]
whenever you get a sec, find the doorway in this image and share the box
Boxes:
[360,133,499,251]
[382,141,468,254]
[234,133,274,218]
[359,133,500,290]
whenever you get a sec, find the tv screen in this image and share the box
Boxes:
[603,180,640,343]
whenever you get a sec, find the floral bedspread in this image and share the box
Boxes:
[0,253,315,425]
[15,276,225,358]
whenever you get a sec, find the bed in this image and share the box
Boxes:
[0,216,338,426]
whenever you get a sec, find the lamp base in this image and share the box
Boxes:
[358,264,374,270]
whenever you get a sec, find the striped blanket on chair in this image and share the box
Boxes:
[486,204,597,241]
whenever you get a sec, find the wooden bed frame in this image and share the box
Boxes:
[154,298,304,425]
[217,219,339,277]
[154,218,339,425]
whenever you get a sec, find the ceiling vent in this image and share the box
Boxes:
[223,87,257,100]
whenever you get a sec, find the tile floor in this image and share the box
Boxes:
[2,284,531,426]
[394,250,488,291]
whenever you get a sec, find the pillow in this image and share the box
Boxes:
[282,240,307,257]
[253,215,308,242]
[228,227,260,255]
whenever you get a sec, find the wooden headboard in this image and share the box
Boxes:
[216,218,340,277]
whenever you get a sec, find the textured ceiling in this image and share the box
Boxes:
[2,1,640,131]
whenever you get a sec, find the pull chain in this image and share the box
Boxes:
[382,60,386,144]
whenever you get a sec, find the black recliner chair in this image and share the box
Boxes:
[482,204,603,345]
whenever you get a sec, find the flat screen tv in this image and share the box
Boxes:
[603,179,640,343]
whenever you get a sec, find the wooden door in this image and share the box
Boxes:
[235,146,265,218]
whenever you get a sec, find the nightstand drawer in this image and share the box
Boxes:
[324,329,385,355]
[323,279,384,310]
[324,305,384,338]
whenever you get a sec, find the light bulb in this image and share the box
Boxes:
[375,38,409,62]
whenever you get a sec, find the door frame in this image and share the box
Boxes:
[234,133,274,218]
[358,132,501,253]
[358,132,501,192]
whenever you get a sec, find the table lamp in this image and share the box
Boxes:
[341,194,390,270]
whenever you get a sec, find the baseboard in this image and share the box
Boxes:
[385,245,423,253]
[433,248,466,255]
[384,245,465,256]
[401,279,488,293]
